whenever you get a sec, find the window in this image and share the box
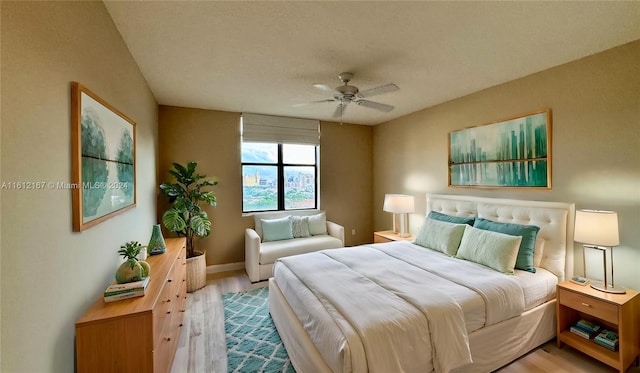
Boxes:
[242,142,318,212]
[241,113,320,213]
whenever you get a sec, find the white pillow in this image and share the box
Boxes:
[413,218,467,256]
[456,225,522,274]
[533,238,545,267]
[308,212,327,235]
[291,216,311,238]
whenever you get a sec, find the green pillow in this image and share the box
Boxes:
[428,211,475,226]
[261,216,293,242]
[473,218,540,273]
[456,226,522,274]
[414,218,467,256]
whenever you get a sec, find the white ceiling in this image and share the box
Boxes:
[104,1,640,125]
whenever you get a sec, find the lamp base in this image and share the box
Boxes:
[590,282,626,294]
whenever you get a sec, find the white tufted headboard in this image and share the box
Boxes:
[426,194,575,281]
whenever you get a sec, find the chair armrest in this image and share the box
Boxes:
[245,228,262,283]
[326,221,345,246]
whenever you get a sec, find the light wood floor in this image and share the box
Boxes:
[171,270,640,373]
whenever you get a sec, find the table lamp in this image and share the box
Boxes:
[574,209,624,294]
[383,194,415,237]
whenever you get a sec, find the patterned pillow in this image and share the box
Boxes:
[414,218,467,256]
[456,226,522,274]
[291,216,311,238]
[473,218,540,273]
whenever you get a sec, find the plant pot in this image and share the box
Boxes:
[186,251,207,293]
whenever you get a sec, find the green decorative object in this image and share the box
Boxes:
[147,224,167,255]
[115,241,150,284]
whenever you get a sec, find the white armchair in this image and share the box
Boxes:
[245,210,345,282]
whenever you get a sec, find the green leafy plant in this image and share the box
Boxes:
[115,241,149,283]
[159,162,217,258]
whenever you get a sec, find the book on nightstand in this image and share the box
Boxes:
[570,325,595,339]
[594,330,619,351]
[570,276,590,286]
[575,319,602,334]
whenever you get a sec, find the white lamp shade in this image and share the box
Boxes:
[383,194,415,213]
[574,209,619,246]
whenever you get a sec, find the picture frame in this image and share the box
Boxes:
[448,109,551,189]
[71,82,136,231]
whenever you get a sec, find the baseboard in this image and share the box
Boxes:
[206,261,245,274]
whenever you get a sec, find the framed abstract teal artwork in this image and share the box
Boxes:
[449,109,551,189]
[71,82,136,231]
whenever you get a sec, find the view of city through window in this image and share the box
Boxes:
[242,143,317,212]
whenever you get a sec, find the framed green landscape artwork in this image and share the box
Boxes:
[449,109,551,189]
[71,82,136,231]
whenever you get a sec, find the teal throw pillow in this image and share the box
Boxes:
[428,210,475,226]
[261,216,294,242]
[473,218,540,273]
[456,226,522,274]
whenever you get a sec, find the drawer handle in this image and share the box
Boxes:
[165,337,171,342]
[179,323,183,327]
[581,302,591,307]
[167,299,171,303]
[168,279,173,283]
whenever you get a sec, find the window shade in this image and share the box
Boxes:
[242,113,320,145]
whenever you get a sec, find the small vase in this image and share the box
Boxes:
[147,224,167,255]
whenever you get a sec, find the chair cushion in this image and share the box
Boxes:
[259,235,343,265]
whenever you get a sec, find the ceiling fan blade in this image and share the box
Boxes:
[355,100,394,112]
[357,83,399,98]
[312,83,337,93]
[332,103,347,118]
[292,99,335,107]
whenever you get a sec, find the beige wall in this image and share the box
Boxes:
[318,121,374,246]
[1,2,158,372]
[373,41,640,290]
[158,107,374,265]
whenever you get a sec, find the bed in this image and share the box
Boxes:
[268,194,575,372]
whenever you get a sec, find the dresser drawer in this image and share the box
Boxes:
[559,288,618,324]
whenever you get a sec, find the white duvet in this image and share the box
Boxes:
[274,241,527,373]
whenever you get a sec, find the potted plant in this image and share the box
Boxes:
[159,161,217,292]
[115,241,150,283]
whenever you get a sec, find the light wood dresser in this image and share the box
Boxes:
[76,238,187,373]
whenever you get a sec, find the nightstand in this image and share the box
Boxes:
[373,230,415,243]
[556,281,640,372]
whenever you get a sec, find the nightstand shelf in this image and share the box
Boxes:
[556,281,640,373]
[373,230,415,243]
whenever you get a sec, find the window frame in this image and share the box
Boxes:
[241,142,319,213]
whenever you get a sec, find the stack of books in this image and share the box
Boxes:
[103,277,150,303]
[569,319,602,339]
[594,329,619,351]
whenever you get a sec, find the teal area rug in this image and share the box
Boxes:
[223,286,296,373]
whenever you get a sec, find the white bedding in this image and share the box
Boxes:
[273,240,555,373]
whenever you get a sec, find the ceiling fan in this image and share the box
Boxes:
[296,72,399,118]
